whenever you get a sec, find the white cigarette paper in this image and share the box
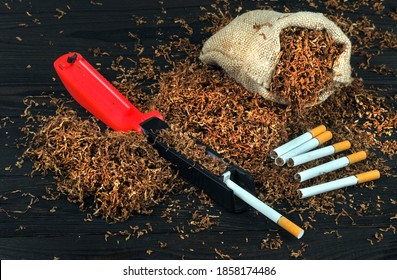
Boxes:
[222,171,304,239]
[270,125,326,159]
[275,131,333,166]
[299,170,380,199]
[295,151,367,182]
[288,140,351,167]
[294,151,367,182]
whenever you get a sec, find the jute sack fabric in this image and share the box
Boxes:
[199,10,352,105]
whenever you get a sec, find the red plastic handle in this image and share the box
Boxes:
[53,52,163,133]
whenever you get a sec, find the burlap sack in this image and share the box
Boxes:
[199,10,352,105]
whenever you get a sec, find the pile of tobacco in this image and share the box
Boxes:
[24,105,179,222]
[16,0,396,256]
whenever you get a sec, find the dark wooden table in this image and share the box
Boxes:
[0,0,396,260]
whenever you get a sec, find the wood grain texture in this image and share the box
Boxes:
[0,0,396,260]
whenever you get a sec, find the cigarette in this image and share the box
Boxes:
[295,150,367,182]
[287,140,351,167]
[270,125,326,159]
[275,131,333,166]
[298,170,380,199]
[222,171,304,239]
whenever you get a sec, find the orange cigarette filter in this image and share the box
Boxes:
[356,170,381,183]
[309,125,327,137]
[309,124,327,137]
[347,151,367,164]
[332,140,351,153]
[277,216,304,239]
[315,131,333,144]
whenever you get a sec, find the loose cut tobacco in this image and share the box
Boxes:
[270,27,345,106]
[158,127,228,176]
[24,105,180,222]
[16,0,397,258]
[153,52,395,213]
